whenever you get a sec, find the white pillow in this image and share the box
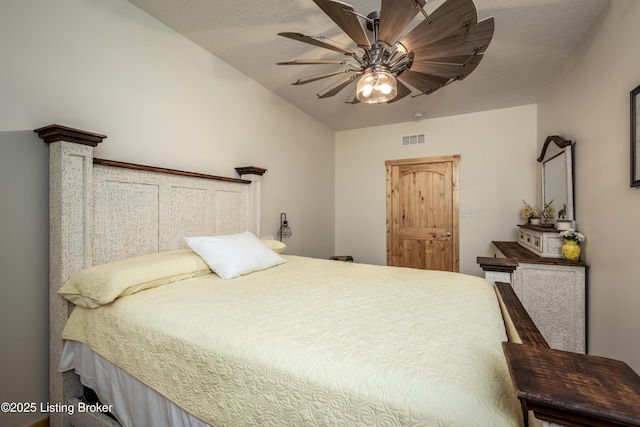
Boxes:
[184,231,286,279]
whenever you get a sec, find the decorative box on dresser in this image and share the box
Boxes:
[517,224,564,258]
[492,240,587,353]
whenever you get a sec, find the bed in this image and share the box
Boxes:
[37,124,543,427]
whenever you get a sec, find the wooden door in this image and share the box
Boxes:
[386,156,460,272]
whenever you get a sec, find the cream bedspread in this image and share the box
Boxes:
[62,255,522,426]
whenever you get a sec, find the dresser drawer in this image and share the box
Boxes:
[519,230,541,252]
[518,225,562,258]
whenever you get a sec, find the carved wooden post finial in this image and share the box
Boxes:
[34,124,107,146]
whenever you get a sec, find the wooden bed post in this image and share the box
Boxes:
[35,125,107,427]
[477,256,518,285]
[477,256,549,348]
[477,256,549,427]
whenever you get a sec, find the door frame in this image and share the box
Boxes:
[385,155,460,272]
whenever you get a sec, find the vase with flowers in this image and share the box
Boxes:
[559,228,585,261]
[521,200,539,224]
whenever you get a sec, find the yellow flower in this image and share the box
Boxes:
[521,201,538,219]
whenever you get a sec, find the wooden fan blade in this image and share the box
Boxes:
[317,74,360,98]
[378,0,425,45]
[398,69,448,94]
[294,69,352,85]
[387,80,413,103]
[312,0,370,47]
[278,32,354,55]
[345,86,360,104]
[400,0,477,52]
[410,54,483,80]
[412,17,494,61]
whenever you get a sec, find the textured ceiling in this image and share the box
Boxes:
[127,0,609,131]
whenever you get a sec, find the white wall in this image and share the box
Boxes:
[0,0,335,425]
[335,104,538,275]
[0,0,335,258]
[0,131,49,427]
[537,0,640,371]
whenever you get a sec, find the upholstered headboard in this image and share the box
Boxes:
[36,124,266,427]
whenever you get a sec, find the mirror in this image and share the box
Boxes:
[538,135,575,222]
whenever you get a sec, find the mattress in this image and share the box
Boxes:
[60,341,209,427]
[61,255,522,426]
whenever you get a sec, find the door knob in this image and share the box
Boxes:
[442,232,451,237]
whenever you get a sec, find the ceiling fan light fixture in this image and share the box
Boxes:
[277,0,494,105]
[356,67,397,104]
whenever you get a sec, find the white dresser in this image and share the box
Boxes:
[492,241,587,353]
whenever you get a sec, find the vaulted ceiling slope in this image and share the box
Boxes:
[128,0,608,131]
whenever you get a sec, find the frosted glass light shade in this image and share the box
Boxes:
[356,69,397,104]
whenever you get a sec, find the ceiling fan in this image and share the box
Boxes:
[277,0,494,104]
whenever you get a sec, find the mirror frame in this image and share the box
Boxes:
[537,135,575,222]
[631,83,640,187]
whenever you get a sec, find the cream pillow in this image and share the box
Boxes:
[59,249,212,308]
[262,239,287,254]
[185,231,286,280]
